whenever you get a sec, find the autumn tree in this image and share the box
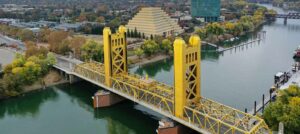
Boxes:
[25,41,48,58]
[17,29,35,42]
[48,30,69,53]
[38,28,51,42]
[69,36,86,58]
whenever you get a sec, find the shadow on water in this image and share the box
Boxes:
[58,81,158,134]
[0,88,58,119]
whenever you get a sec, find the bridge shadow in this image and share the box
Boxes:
[0,88,58,119]
[58,81,160,134]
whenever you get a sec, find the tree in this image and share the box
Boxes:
[38,28,51,42]
[161,39,172,54]
[96,16,105,23]
[142,33,145,39]
[58,39,71,55]
[141,40,159,56]
[205,22,224,35]
[69,37,86,58]
[25,41,48,58]
[134,28,138,38]
[196,28,207,39]
[48,30,69,53]
[127,29,131,37]
[17,29,34,41]
[263,85,300,134]
[134,48,144,59]
[81,40,103,62]
[108,17,121,28]
[224,22,235,34]
[150,34,154,40]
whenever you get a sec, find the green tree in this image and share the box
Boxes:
[127,29,131,37]
[263,85,300,134]
[81,40,103,62]
[134,28,138,37]
[196,28,207,39]
[206,22,224,35]
[141,40,159,56]
[161,39,172,54]
[134,48,144,59]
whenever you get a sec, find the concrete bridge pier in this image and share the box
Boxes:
[156,119,192,134]
[68,74,81,84]
[92,90,125,108]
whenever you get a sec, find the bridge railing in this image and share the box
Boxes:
[74,62,106,84]
[182,98,270,134]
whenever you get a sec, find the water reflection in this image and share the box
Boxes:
[134,58,173,77]
[59,82,158,134]
[0,89,58,119]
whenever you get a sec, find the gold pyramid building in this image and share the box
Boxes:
[126,7,184,37]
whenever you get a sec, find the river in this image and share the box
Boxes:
[0,4,300,134]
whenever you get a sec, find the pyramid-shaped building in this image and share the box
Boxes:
[126,7,184,37]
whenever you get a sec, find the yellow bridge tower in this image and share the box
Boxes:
[103,26,128,87]
[174,35,201,118]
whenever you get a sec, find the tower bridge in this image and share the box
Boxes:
[53,26,271,134]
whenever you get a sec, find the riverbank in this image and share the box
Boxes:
[0,70,67,100]
[129,54,171,67]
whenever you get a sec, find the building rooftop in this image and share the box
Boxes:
[126,7,183,37]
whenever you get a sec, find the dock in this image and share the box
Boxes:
[249,66,300,115]
[202,31,266,53]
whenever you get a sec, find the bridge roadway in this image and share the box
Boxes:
[54,56,270,134]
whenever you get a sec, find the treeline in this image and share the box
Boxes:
[195,7,276,43]
[0,50,56,97]
[0,24,104,62]
[133,35,174,59]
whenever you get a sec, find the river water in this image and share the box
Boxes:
[0,4,300,134]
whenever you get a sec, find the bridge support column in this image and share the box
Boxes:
[93,90,125,108]
[157,119,191,134]
[103,26,128,87]
[284,17,287,24]
[174,35,201,118]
